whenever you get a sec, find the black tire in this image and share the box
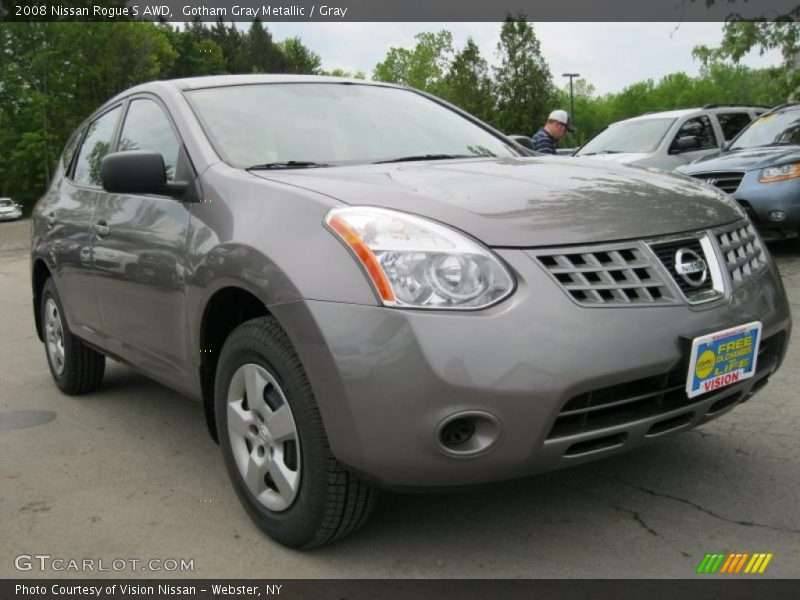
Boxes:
[41,278,105,395]
[215,316,377,549]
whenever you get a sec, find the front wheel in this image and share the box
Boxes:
[215,316,377,548]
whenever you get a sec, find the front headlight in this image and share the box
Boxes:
[325,206,515,309]
[759,163,800,183]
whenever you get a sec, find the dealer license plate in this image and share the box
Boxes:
[686,322,762,399]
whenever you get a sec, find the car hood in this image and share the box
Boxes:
[679,145,800,174]
[575,152,650,164]
[254,156,744,247]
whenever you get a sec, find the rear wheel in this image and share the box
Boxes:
[41,278,105,394]
[215,316,377,548]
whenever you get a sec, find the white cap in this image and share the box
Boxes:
[548,109,576,132]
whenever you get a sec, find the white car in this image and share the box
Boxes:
[0,197,22,221]
[574,105,766,170]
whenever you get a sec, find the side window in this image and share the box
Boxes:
[73,106,122,186]
[61,126,85,173]
[118,99,181,182]
[671,116,718,151]
[717,113,753,141]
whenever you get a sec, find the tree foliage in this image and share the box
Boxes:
[373,31,454,96]
[693,21,800,99]
[441,38,495,123]
[1,20,794,212]
[0,22,326,209]
[493,17,556,135]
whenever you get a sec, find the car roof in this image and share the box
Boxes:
[104,74,395,105]
[170,74,388,90]
[619,105,763,124]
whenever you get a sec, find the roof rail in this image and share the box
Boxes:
[702,103,770,109]
[765,102,800,113]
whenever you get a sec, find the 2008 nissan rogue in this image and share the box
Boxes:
[31,75,792,548]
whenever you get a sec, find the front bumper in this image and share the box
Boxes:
[0,210,22,221]
[273,244,791,488]
[733,171,800,235]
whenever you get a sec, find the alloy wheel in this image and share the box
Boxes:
[226,363,301,512]
[44,298,66,376]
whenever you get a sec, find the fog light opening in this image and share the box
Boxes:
[440,418,475,446]
[769,210,787,222]
[436,411,500,457]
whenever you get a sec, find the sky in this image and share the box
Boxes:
[263,22,784,95]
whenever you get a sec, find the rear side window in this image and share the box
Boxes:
[717,113,753,141]
[61,127,85,173]
[72,106,122,187]
[670,116,718,151]
[118,99,181,182]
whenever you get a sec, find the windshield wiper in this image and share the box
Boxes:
[581,150,622,156]
[373,154,474,164]
[246,161,329,170]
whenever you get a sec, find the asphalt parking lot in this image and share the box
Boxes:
[1,217,798,579]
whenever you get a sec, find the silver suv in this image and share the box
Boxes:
[574,105,765,170]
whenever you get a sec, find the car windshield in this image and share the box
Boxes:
[730,111,800,149]
[187,83,517,167]
[0,199,12,207]
[576,118,676,155]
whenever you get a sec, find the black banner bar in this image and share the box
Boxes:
[3,579,800,600]
[2,0,800,22]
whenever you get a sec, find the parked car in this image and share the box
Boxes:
[574,105,766,170]
[507,134,574,156]
[0,197,23,221]
[677,103,800,239]
[31,76,791,549]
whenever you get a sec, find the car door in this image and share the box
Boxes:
[91,96,194,383]
[665,115,721,169]
[44,106,123,341]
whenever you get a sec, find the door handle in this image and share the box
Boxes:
[93,221,110,237]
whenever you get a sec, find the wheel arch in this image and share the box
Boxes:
[197,284,272,442]
[32,258,53,342]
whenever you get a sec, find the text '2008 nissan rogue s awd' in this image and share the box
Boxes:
[31,75,791,548]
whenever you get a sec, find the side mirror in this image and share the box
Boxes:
[670,135,701,154]
[100,151,189,198]
[508,135,535,151]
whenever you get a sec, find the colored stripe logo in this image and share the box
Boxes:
[697,552,773,574]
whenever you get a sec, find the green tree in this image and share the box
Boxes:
[493,17,555,135]
[281,37,322,74]
[440,38,495,123]
[555,78,604,146]
[208,19,249,73]
[164,22,226,77]
[0,23,176,210]
[373,30,454,95]
[321,68,366,79]
[244,20,286,73]
[693,21,800,99]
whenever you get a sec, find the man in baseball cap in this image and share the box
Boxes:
[531,109,576,155]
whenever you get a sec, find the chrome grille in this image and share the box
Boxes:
[716,222,768,285]
[536,222,766,307]
[649,237,714,296]
[534,245,676,306]
[690,171,745,194]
